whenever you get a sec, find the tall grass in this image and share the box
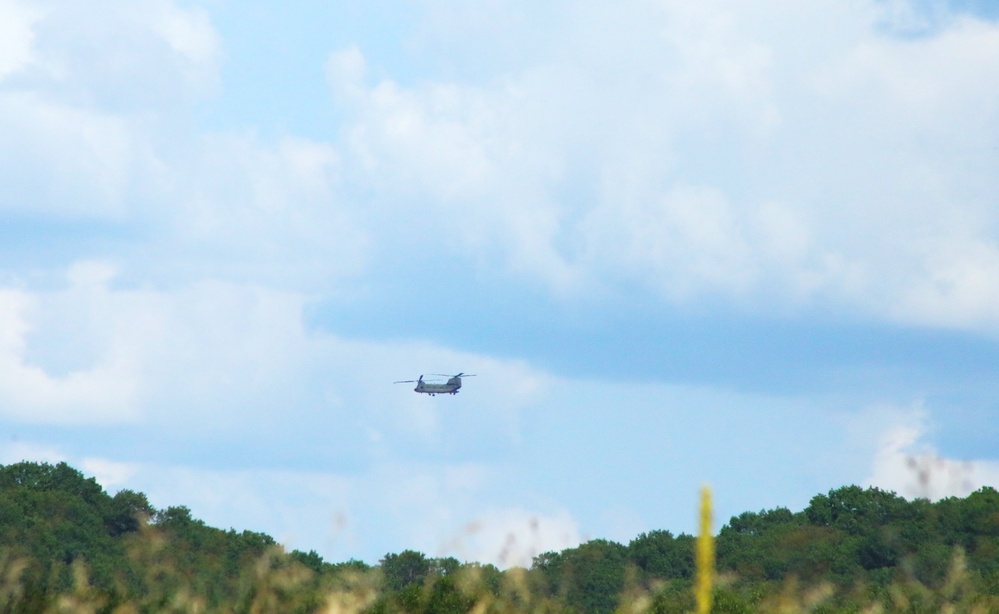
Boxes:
[695,486,713,614]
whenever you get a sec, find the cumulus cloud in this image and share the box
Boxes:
[891,239,999,330]
[7,0,998,331]
[155,132,365,289]
[0,1,220,217]
[2,0,998,570]
[0,258,550,468]
[0,0,44,79]
[21,0,221,107]
[865,407,999,500]
[5,0,999,324]
[326,1,999,330]
[0,261,314,428]
[0,92,150,218]
[580,185,757,300]
[0,0,365,292]
[0,275,140,424]
[445,507,581,568]
[80,457,138,491]
[0,440,66,466]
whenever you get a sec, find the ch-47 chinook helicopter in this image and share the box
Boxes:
[394,373,476,396]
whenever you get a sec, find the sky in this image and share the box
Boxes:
[1,0,998,568]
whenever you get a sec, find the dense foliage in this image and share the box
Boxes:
[1,461,998,612]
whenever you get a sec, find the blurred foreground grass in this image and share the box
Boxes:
[1,540,996,613]
[2,485,998,613]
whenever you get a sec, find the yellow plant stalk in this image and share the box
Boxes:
[696,485,714,614]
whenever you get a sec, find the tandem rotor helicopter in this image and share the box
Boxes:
[394,373,476,396]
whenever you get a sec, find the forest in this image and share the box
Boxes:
[0,461,997,612]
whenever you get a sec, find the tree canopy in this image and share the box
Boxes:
[1,462,998,612]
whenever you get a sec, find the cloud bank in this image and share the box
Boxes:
[0,0,996,565]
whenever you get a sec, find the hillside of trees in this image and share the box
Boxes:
[0,460,998,612]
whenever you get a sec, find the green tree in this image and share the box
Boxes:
[804,486,911,535]
[380,549,431,591]
[105,489,154,537]
[541,539,628,614]
[291,549,327,574]
[716,508,804,581]
[725,507,798,536]
[629,530,694,580]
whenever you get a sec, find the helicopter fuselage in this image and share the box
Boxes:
[414,377,462,396]
[395,373,474,396]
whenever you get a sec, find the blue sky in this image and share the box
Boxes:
[1,0,999,567]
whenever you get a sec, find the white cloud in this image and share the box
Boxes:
[156,132,364,288]
[814,14,999,126]
[0,257,550,452]
[0,279,140,424]
[337,458,582,567]
[0,440,67,466]
[149,0,220,87]
[25,0,221,106]
[80,457,138,491]
[1,102,363,291]
[0,93,146,218]
[324,2,999,331]
[865,406,999,500]
[4,0,998,328]
[0,262,316,427]
[892,239,999,330]
[6,0,996,332]
[0,0,221,220]
[1,0,998,573]
[0,0,45,79]
[580,185,757,300]
[443,507,581,568]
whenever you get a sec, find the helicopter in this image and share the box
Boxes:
[394,373,476,396]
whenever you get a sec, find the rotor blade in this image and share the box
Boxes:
[394,380,416,384]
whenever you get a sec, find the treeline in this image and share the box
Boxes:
[0,461,998,612]
[0,460,337,610]
[531,484,999,612]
